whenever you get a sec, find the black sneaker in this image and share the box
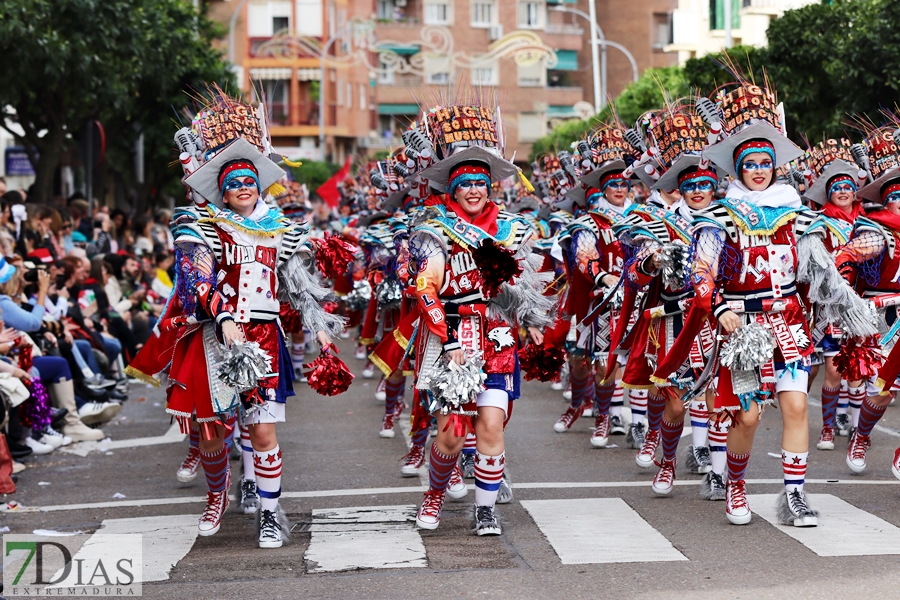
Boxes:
[701,471,726,501]
[835,413,851,437]
[240,480,260,515]
[50,407,68,428]
[625,422,645,449]
[461,452,475,479]
[258,509,284,548]
[780,489,818,527]
[7,441,32,459]
[474,505,501,536]
[497,473,513,504]
[609,415,626,435]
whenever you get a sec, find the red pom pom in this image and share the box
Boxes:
[313,233,357,280]
[322,301,339,314]
[472,239,522,299]
[279,303,302,334]
[834,336,882,381]
[304,347,354,396]
[518,344,566,382]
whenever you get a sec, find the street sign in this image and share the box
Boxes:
[4,147,35,177]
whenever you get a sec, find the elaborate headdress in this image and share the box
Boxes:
[175,87,286,209]
[416,103,519,192]
[801,138,866,206]
[856,124,900,204]
[701,81,803,180]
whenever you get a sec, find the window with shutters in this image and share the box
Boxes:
[471,1,496,27]
[424,0,452,24]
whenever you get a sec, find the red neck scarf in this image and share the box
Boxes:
[821,201,863,224]
[445,198,500,236]
[866,209,900,234]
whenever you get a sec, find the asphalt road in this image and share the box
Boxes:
[5,339,900,600]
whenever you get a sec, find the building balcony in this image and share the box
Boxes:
[741,0,781,14]
[249,36,320,59]
[544,23,583,36]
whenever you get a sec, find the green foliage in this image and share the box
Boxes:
[530,67,689,160]
[682,45,766,98]
[0,0,234,205]
[686,0,900,143]
[289,161,340,191]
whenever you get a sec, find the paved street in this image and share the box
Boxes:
[6,340,900,599]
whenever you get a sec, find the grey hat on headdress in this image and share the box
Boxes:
[417,146,518,193]
[858,167,900,204]
[703,121,803,181]
[564,159,627,206]
[652,155,720,192]
[803,160,861,206]
[183,138,285,207]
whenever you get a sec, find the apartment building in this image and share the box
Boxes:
[209,0,672,162]
[664,0,819,65]
[571,0,678,100]
[209,0,371,163]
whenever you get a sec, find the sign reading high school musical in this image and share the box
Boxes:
[428,106,499,147]
[195,101,264,157]
[866,128,900,179]
[719,84,780,135]
[807,138,854,175]
[649,113,709,169]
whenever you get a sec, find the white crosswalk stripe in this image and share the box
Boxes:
[751,493,900,556]
[50,515,198,584]
[521,498,688,564]
[304,505,427,572]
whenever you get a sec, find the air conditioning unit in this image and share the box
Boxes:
[394,0,407,6]
[488,24,504,41]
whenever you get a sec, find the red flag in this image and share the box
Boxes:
[315,157,352,208]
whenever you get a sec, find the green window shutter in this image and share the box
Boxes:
[553,50,578,71]
[377,103,420,115]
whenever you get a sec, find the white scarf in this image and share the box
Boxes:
[725,181,801,209]
[597,195,631,215]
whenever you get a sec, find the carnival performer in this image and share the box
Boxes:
[612,101,720,496]
[127,92,346,548]
[553,126,629,448]
[800,145,869,449]
[653,83,875,526]
[832,128,900,476]
[410,102,554,535]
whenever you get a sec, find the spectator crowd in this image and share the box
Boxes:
[0,177,177,494]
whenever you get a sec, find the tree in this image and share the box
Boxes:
[289,161,340,192]
[682,45,766,99]
[0,0,234,206]
[529,67,689,161]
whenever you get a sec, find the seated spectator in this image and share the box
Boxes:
[151,251,174,298]
[132,215,154,257]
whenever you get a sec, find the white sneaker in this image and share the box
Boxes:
[24,436,55,455]
[37,427,71,448]
[446,464,468,500]
[78,401,121,425]
[363,364,376,380]
[375,377,387,401]
[198,490,229,536]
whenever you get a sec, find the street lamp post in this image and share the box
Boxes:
[549,5,640,114]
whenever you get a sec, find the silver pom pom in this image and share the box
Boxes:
[420,351,487,413]
[374,278,404,310]
[217,342,273,392]
[718,322,776,371]
[344,279,372,312]
[657,241,689,290]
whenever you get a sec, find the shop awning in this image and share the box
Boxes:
[376,43,420,56]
